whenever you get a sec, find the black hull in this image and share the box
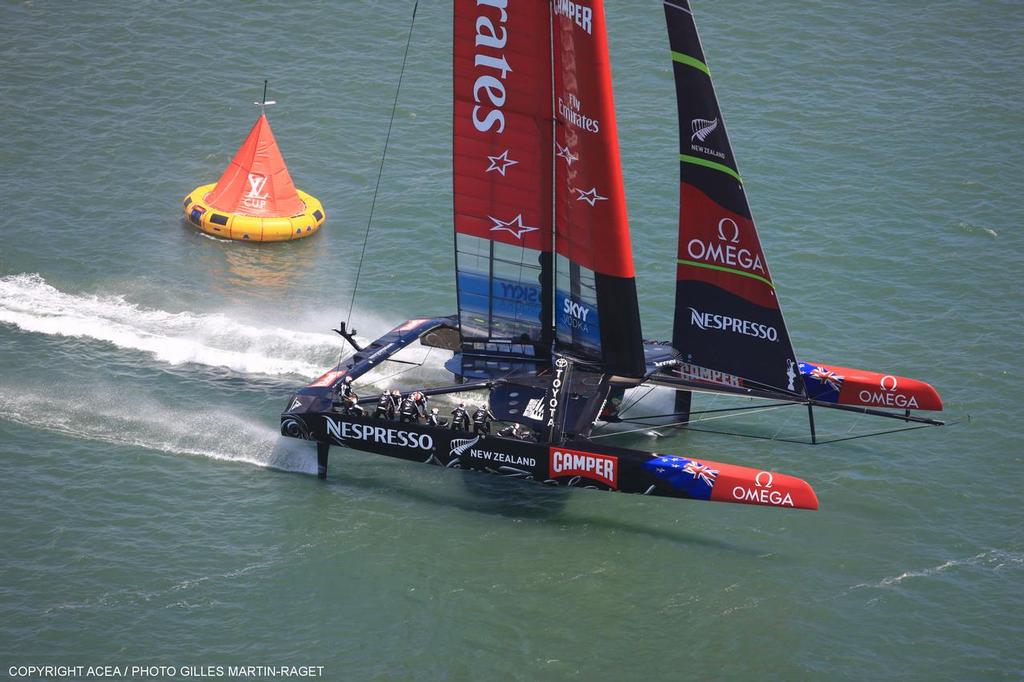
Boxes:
[279,412,818,509]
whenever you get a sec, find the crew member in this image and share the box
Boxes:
[374,391,394,420]
[342,395,364,417]
[426,408,445,427]
[388,389,402,419]
[331,375,356,412]
[339,375,355,399]
[498,422,533,441]
[399,393,421,423]
[450,402,470,431]
[472,404,496,435]
[411,391,428,419]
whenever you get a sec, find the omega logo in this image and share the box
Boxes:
[717,217,740,243]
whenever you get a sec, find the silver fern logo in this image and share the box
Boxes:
[691,117,719,142]
[449,435,481,459]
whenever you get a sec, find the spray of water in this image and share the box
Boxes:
[0,383,316,473]
[0,273,346,377]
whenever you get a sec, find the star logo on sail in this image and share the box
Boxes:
[573,187,607,206]
[488,214,539,240]
[556,143,578,166]
[485,149,518,176]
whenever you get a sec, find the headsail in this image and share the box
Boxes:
[552,0,645,377]
[453,1,554,348]
[664,0,803,397]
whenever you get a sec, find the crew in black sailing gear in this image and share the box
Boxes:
[450,402,470,431]
[426,408,446,427]
[399,394,421,423]
[374,391,394,420]
[498,422,534,441]
[472,404,496,435]
[339,375,355,399]
[342,395,364,417]
[411,391,428,418]
[389,389,402,419]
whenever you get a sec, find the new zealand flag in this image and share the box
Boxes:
[642,455,718,500]
[799,362,844,404]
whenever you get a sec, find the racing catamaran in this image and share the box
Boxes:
[279,0,943,511]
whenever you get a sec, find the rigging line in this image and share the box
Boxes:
[589,402,793,439]
[677,426,814,445]
[685,419,948,445]
[344,0,419,329]
[616,385,656,417]
[356,361,427,390]
[354,346,448,392]
[806,423,938,444]
[615,401,803,422]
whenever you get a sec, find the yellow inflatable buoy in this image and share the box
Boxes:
[183,183,325,242]
[183,110,325,242]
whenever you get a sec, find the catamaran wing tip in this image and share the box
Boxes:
[699,458,819,510]
[799,361,942,412]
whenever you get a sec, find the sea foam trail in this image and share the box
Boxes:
[0,385,315,474]
[848,549,1024,592]
[0,273,345,377]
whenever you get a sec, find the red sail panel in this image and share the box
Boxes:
[206,113,305,217]
[677,183,778,310]
[453,1,552,251]
[453,0,553,343]
[551,0,645,376]
[552,1,632,278]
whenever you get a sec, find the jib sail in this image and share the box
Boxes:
[552,0,645,377]
[664,0,803,397]
[453,0,554,348]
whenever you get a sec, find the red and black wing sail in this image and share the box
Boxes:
[552,0,645,378]
[665,0,803,397]
[453,0,554,348]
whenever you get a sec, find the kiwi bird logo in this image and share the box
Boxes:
[691,117,719,142]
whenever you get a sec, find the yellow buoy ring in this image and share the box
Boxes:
[182,183,326,242]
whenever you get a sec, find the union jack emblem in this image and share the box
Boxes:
[683,460,719,487]
[810,366,844,392]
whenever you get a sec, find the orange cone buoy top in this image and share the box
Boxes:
[205,113,305,217]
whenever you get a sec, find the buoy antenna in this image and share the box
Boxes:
[255,79,277,111]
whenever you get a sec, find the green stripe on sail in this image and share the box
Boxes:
[677,259,775,289]
[671,51,710,75]
[680,154,742,183]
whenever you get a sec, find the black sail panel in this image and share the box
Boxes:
[665,0,804,397]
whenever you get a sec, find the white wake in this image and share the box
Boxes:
[0,273,345,377]
[0,384,315,473]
